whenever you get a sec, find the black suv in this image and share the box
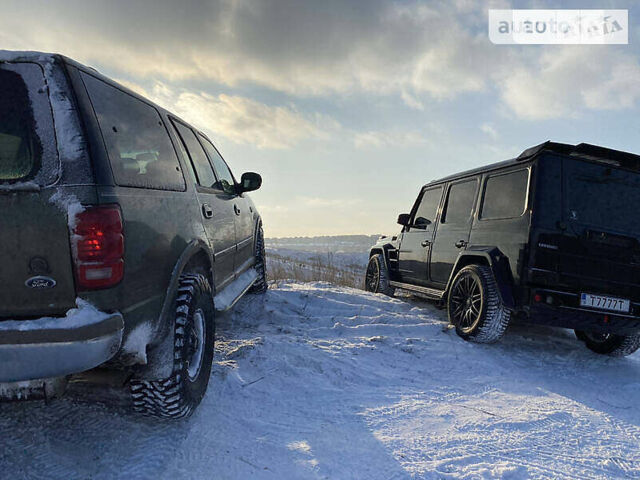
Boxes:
[366,142,640,357]
[0,51,266,417]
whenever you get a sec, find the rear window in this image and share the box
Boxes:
[480,169,529,219]
[0,63,57,185]
[565,159,640,236]
[442,179,477,224]
[81,72,185,191]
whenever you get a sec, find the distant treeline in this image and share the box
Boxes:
[265,235,380,254]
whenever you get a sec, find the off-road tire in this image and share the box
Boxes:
[249,224,268,294]
[448,264,510,343]
[130,273,215,418]
[364,254,395,297]
[575,330,640,357]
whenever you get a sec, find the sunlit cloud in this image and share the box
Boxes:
[118,80,335,149]
[499,47,640,120]
[353,130,430,149]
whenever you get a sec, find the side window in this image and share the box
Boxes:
[442,179,477,224]
[81,72,185,191]
[481,170,529,220]
[198,134,236,196]
[413,187,442,228]
[171,120,217,189]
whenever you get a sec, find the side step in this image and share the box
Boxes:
[214,268,259,312]
[389,281,446,300]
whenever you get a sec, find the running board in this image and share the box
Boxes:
[214,268,259,312]
[389,281,446,300]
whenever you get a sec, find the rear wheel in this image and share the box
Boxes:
[130,273,215,418]
[575,330,640,357]
[364,254,395,296]
[448,264,510,343]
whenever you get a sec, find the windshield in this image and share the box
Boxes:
[564,158,640,236]
[0,62,57,186]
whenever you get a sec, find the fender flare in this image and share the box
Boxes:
[136,239,215,380]
[445,247,516,310]
[369,243,394,268]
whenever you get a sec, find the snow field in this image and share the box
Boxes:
[1,282,639,479]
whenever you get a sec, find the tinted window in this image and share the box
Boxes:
[442,180,477,224]
[565,159,640,235]
[82,72,185,191]
[0,63,57,185]
[481,170,529,219]
[171,121,217,188]
[413,187,442,227]
[198,134,236,195]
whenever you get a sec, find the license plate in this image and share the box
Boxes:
[580,293,630,313]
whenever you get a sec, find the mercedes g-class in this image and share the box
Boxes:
[366,142,640,356]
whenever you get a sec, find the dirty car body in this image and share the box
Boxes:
[0,51,264,405]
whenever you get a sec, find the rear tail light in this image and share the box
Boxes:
[72,205,124,290]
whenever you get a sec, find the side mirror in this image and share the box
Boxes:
[238,172,262,193]
[397,213,411,226]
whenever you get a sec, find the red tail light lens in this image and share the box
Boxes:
[73,205,124,290]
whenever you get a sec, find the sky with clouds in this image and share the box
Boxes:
[2,0,640,236]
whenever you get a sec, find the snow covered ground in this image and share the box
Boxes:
[1,282,640,479]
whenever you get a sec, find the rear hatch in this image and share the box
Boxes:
[0,61,77,317]
[531,156,640,300]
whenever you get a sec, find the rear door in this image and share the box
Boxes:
[397,186,442,285]
[170,119,237,290]
[0,62,77,316]
[198,134,255,274]
[429,178,479,285]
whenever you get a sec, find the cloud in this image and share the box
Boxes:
[480,123,498,139]
[353,130,430,149]
[3,0,638,123]
[0,0,496,100]
[498,47,640,120]
[119,80,334,149]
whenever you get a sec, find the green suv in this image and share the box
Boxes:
[0,51,267,418]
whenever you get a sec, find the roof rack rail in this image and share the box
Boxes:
[517,141,640,171]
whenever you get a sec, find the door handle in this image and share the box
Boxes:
[455,239,468,249]
[234,204,241,216]
[202,203,213,219]
[421,240,431,247]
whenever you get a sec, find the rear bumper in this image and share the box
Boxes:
[0,306,123,383]
[528,288,640,334]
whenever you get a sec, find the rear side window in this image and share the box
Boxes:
[171,120,217,189]
[198,134,236,195]
[442,179,477,224]
[81,72,185,191]
[481,170,529,219]
[0,63,57,185]
[413,186,442,227]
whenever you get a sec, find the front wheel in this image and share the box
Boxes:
[575,330,640,357]
[447,264,510,343]
[249,224,268,294]
[130,273,215,418]
[364,254,395,296]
